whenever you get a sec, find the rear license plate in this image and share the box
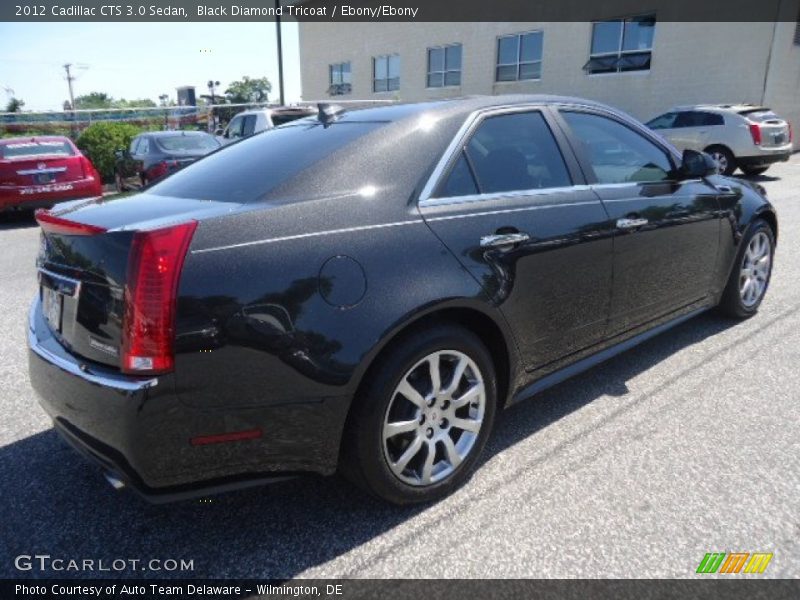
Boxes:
[773,133,785,145]
[42,286,63,333]
[34,173,55,184]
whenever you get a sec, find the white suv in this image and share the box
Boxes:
[646,104,793,176]
[216,106,316,145]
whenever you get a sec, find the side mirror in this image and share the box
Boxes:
[213,128,224,137]
[113,149,125,160]
[680,149,718,179]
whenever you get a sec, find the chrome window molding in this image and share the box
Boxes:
[421,185,593,208]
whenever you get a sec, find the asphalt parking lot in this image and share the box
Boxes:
[1,156,799,581]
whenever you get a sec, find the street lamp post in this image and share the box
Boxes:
[275,0,285,106]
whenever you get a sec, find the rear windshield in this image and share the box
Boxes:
[1,140,74,159]
[739,108,780,123]
[149,119,386,203]
[155,134,220,153]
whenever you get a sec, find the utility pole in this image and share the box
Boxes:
[275,0,285,105]
[63,63,77,136]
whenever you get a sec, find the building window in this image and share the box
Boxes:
[427,44,462,88]
[373,54,400,92]
[584,15,656,74]
[328,62,351,96]
[496,31,543,82]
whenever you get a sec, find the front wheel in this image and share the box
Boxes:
[718,219,775,318]
[341,324,497,504]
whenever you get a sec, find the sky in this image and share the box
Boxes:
[0,22,302,111]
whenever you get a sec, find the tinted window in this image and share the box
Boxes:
[673,111,723,128]
[646,112,677,130]
[156,135,220,152]
[586,15,655,74]
[1,139,74,159]
[149,120,386,203]
[242,115,258,136]
[271,113,313,126]
[459,111,571,194]
[439,152,478,197]
[226,116,244,139]
[562,111,673,184]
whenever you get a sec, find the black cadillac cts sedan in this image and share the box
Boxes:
[28,96,777,504]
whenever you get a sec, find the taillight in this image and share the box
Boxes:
[78,155,96,179]
[121,221,197,375]
[149,160,179,181]
[748,123,762,145]
[35,210,106,236]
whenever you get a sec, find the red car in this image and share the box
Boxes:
[0,136,103,213]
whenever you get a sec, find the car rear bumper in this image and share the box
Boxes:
[0,177,102,211]
[27,298,347,502]
[738,146,792,168]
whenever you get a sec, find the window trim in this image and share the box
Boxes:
[419,104,582,207]
[584,15,656,75]
[372,53,400,93]
[495,30,544,83]
[426,43,463,89]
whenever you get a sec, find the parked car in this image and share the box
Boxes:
[646,104,792,176]
[114,131,220,191]
[215,106,317,144]
[29,96,777,505]
[0,136,102,213]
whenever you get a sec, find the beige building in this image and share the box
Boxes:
[298,19,800,149]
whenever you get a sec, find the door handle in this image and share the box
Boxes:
[480,232,530,248]
[616,218,649,230]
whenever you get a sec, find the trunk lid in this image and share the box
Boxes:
[0,155,84,187]
[739,108,790,148]
[36,193,235,369]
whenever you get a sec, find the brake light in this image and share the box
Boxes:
[78,155,96,180]
[748,123,762,145]
[35,210,106,236]
[121,221,197,375]
[149,160,179,181]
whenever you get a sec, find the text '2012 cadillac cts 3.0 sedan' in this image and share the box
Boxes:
[28,96,777,504]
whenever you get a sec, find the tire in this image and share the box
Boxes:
[341,324,497,504]
[718,219,775,318]
[705,145,736,176]
[740,166,769,177]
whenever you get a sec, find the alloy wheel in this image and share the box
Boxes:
[739,231,771,307]
[382,350,486,487]
[710,151,728,174]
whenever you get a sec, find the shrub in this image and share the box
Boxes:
[76,122,143,182]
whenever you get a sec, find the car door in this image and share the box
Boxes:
[242,114,258,138]
[556,108,722,335]
[419,107,614,371]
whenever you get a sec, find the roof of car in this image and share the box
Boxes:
[319,94,620,124]
[141,130,214,137]
[0,135,73,145]
[669,103,769,113]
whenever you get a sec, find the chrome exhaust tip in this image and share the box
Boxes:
[103,471,126,491]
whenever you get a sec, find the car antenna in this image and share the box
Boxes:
[317,103,345,127]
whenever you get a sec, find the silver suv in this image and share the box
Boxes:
[646,104,792,176]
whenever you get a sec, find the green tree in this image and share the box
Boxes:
[76,121,142,182]
[4,97,24,112]
[74,92,114,109]
[115,98,157,108]
[224,76,272,104]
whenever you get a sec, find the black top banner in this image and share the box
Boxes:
[2,0,799,22]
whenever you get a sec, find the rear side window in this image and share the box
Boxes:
[439,111,571,196]
[562,111,674,184]
[149,120,386,203]
[1,140,74,159]
[674,111,723,127]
